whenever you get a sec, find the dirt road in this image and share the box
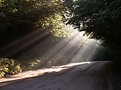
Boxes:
[0,61,112,90]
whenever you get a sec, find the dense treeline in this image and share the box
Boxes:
[1,0,121,63]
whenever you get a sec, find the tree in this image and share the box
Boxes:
[0,0,67,45]
[64,0,121,63]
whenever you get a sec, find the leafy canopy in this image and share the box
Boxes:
[0,0,68,45]
[65,0,121,56]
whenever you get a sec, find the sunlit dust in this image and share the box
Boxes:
[11,25,101,69]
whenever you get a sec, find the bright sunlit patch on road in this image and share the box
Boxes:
[52,61,91,68]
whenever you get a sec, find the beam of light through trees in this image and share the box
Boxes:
[11,25,101,69]
[0,25,101,69]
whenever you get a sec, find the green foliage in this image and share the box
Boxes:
[19,59,42,70]
[42,13,69,38]
[0,0,68,45]
[0,0,66,29]
[65,0,121,58]
[0,58,22,77]
[28,59,41,69]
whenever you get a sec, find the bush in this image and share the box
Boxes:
[0,58,22,77]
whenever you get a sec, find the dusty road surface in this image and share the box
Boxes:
[0,61,112,90]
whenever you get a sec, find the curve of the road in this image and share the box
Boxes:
[0,61,112,90]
